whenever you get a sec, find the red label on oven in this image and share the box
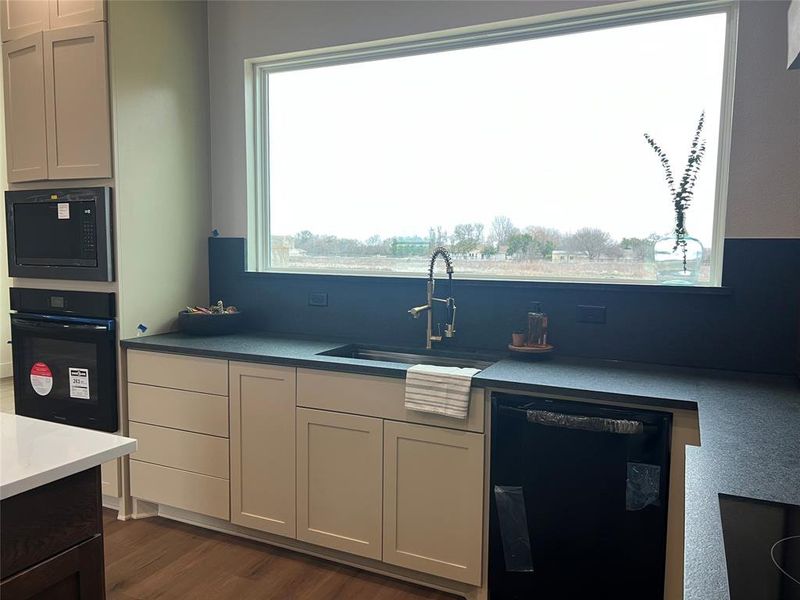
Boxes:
[30,362,53,396]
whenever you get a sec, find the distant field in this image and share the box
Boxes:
[273,255,712,283]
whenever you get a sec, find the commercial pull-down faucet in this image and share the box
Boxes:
[408,246,457,350]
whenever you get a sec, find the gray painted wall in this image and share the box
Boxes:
[208,0,800,242]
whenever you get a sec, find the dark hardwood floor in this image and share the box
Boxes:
[102,509,458,600]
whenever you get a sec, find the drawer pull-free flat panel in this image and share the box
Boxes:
[297,408,383,560]
[128,383,228,437]
[230,362,296,537]
[129,422,229,479]
[127,350,228,396]
[297,369,484,433]
[383,421,484,585]
[130,460,229,521]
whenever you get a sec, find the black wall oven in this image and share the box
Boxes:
[5,187,113,281]
[10,288,118,432]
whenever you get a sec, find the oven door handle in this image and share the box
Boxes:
[11,316,114,332]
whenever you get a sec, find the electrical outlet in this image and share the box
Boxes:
[308,292,328,307]
[577,305,606,324]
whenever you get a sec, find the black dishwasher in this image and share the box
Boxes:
[489,393,672,600]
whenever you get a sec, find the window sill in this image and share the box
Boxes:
[242,269,734,296]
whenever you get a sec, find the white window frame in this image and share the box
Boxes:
[246,0,738,286]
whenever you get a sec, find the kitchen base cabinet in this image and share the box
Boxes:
[126,350,230,521]
[296,408,383,560]
[383,421,484,586]
[0,536,104,600]
[0,467,105,600]
[229,362,296,537]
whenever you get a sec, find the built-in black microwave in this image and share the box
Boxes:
[5,187,113,281]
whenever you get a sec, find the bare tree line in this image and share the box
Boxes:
[290,216,665,261]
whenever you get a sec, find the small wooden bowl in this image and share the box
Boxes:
[508,343,553,353]
[178,310,244,336]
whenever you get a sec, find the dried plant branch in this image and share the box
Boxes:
[644,112,707,270]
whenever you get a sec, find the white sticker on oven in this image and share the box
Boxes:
[68,368,90,400]
[30,362,53,396]
[57,203,70,220]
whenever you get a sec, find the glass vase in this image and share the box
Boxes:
[653,234,704,285]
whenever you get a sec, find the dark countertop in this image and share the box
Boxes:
[121,331,800,600]
[121,332,702,410]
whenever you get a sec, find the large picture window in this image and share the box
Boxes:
[251,4,734,285]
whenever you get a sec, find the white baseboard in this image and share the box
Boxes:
[131,498,158,520]
[102,494,120,512]
[0,363,12,379]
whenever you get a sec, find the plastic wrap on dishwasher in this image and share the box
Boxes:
[494,485,534,572]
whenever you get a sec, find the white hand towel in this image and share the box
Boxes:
[405,364,481,419]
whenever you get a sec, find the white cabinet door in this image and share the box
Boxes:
[48,0,105,30]
[296,407,383,559]
[383,421,484,585]
[0,0,48,42]
[2,32,48,182]
[230,362,296,537]
[43,22,111,179]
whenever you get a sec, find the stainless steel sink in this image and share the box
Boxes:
[318,344,496,370]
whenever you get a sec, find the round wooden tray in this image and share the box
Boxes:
[508,343,554,354]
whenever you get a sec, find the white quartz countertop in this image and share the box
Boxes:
[0,414,137,500]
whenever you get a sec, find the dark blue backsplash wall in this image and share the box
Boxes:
[209,237,800,375]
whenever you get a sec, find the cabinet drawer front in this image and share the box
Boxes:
[128,383,229,437]
[130,460,229,521]
[296,408,383,560]
[129,422,229,479]
[297,369,484,433]
[127,350,228,396]
[383,421,484,585]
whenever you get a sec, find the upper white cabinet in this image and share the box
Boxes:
[2,32,48,181]
[0,0,48,42]
[43,22,111,179]
[1,1,110,182]
[1,0,104,42]
[49,0,104,31]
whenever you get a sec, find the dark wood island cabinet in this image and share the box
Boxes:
[1,468,105,599]
[0,415,136,600]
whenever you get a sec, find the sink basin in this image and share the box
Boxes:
[318,344,496,371]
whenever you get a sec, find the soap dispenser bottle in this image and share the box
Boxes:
[527,302,548,347]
